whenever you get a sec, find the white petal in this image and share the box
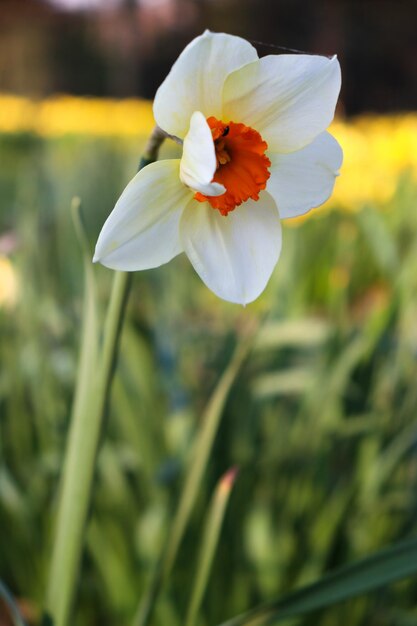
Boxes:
[180,193,281,304]
[223,54,341,153]
[153,30,258,139]
[94,160,190,271]
[179,111,226,197]
[268,132,343,218]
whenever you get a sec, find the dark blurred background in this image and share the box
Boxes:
[1,0,416,114]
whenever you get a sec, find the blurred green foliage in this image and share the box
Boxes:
[1,130,417,626]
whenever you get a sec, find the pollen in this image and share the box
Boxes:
[194,116,271,216]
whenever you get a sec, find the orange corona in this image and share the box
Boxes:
[194,116,271,216]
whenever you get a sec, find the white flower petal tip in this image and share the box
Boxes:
[180,193,282,305]
[180,111,226,197]
[94,160,191,271]
[267,132,343,219]
[153,31,258,139]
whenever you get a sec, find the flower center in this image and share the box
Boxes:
[194,116,271,216]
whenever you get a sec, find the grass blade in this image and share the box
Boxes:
[185,468,238,626]
[134,324,257,626]
[43,198,101,626]
[69,196,99,426]
[218,536,417,626]
[163,332,255,579]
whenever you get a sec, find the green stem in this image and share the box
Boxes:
[44,127,166,626]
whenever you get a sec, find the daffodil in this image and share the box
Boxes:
[94,31,342,304]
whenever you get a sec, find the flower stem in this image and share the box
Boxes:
[43,129,165,626]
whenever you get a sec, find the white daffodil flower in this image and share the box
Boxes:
[94,31,342,304]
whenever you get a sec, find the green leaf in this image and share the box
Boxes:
[133,328,257,626]
[217,536,417,626]
[185,468,238,626]
[69,196,99,425]
[357,205,399,278]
